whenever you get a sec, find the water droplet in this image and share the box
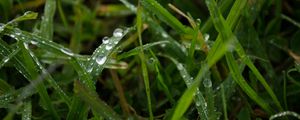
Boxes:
[160,44,166,48]
[102,36,109,44]
[203,78,212,88]
[177,63,184,70]
[113,28,123,37]
[113,40,118,45]
[61,48,74,56]
[105,45,113,50]
[204,34,210,42]
[162,33,168,38]
[2,57,9,64]
[148,57,155,63]
[96,56,107,65]
[16,32,21,36]
[11,34,16,38]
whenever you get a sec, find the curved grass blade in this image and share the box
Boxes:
[24,43,71,106]
[137,5,153,119]
[269,111,300,120]
[118,40,170,59]
[40,0,56,41]
[171,0,249,119]
[206,0,279,113]
[18,43,60,119]
[0,11,38,33]
[161,55,208,120]
[0,47,21,69]
[140,0,191,34]
[74,80,121,120]
[225,53,273,113]
[87,27,133,78]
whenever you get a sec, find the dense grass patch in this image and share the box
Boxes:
[1,0,300,119]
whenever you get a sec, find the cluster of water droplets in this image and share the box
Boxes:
[87,27,125,74]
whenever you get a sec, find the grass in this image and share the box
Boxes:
[1,0,300,119]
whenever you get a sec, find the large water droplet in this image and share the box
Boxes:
[177,63,184,70]
[61,48,74,56]
[96,56,107,65]
[204,33,210,42]
[102,36,109,44]
[113,28,123,37]
[105,45,113,50]
[162,33,168,38]
[203,78,212,88]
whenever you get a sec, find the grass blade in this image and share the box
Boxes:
[40,0,56,41]
[140,0,191,33]
[74,80,121,120]
[137,5,153,119]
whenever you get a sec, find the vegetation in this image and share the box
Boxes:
[1,0,300,119]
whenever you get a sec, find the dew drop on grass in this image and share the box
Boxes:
[177,63,184,70]
[203,78,212,88]
[102,36,109,44]
[113,28,123,37]
[162,33,168,38]
[96,56,107,65]
[105,45,113,50]
[204,33,210,42]
[61,48,74,56]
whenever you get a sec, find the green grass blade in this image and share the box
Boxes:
[87,27,132,78]
[24,44,71,106]
[18,43,60,119]
[0,47,20,69]
[163,55,208,120]
[0,79,13,94]
[21,101,32,120]
[74,80,121,120]
[118,40,169,59]
[40,0,56,41]
[225,53,273,113]
[140,0,191,33]
[137,5,153,119]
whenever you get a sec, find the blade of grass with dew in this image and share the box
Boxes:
[203,72,219,120]
[74,80,122,120]
[18,42,60,119]
[137,5,153,119]
[118,40,170,59]
[0,40,57,116]
[40,0,56,41]
[2,25,79,58]
[86,27,133,79]
[0,11,37,33]
[2,26,71,107]
[68,59,92,120]
[24,44,71,106]
[206,0,277,113]
[163,54,208,120]
[172,0,248,119]
[21,101,32,120]
[225,53,273,113]
[0,47,21,69]
[269,111,300,120]
[140,0,191,34]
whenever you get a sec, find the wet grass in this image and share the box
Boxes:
[1,0,300,119]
